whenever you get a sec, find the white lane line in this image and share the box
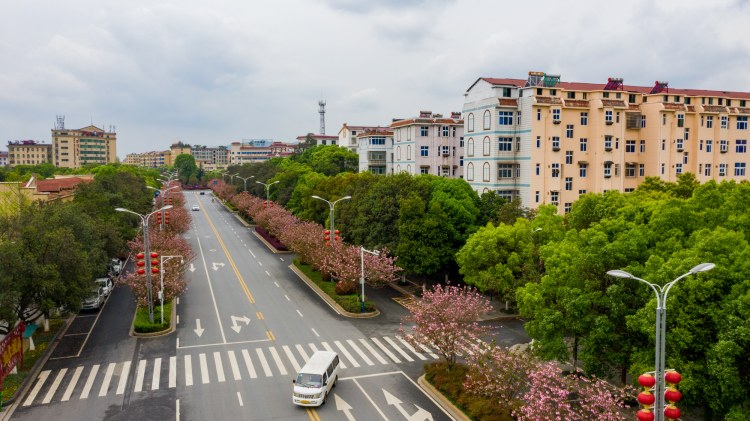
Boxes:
[359,338,388,364]
[384,336,414,362]
[250,250,256,258]
[42,368,66,404]
[265,270,270,276]
[81,364,100,399]
[176,399,180,421]
[295,344,310,362]
[237,391,244,407]
[169,356,177,388]
[256,349,273,377]
[418,343,440,359]
[284,294,290,301]
[151,358,162,390]
[184,355,193,386]
[334,340,360,368]
[99,362,116,397]
[176,297,179,305]
[61,366,83,402]
[268,346,288,375]
[311,328,320,337]
[280,257,285,262]
[177,315,180,325]
[396,335,427,360]
[282,345,302,372]
[321,342,346,369]
[116,361,131,395]
[199,353,210,384]
[347,340,374,366]
[213,351,226,383]
[227,350,242,381]
[242,349,258,379]
[371,337,401,363]
[23,370,50,406]
[296,310,303,317]
[258,261,263,267]
[352,378,389,421]
[274,281,280,288]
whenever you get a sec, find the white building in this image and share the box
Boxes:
[228,139,296,165]
[390,111,464,177]
[356,128,393,174]
[338,124,386,153]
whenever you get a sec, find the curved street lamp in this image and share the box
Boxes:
[606,263,715,421]
[256,180,280,207]
[235,175,255,192]
[311,195,351,239]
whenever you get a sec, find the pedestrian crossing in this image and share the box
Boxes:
[22,335,485,407]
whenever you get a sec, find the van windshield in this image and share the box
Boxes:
[295,373,323,388]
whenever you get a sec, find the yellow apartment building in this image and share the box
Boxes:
[124,150,171,168]
[463,72,750,213]
[7,140,52,166]
[51,125,117,168]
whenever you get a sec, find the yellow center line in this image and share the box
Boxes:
[200,199,255,304]
[256,311,264,320]
[306,408,321,421]
[266,330,276,341]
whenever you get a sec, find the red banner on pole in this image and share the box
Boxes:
[0,322,26,386]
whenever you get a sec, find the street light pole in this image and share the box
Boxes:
[256,180,280,207]
[237,175,255,192]
[115,205,174,324]
[359,246,380,313]
[311,195,351,237]
[607,263,714,421]
[159,255,184,325]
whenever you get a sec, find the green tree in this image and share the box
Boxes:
[293,145,358,176]
[173,154,198,185]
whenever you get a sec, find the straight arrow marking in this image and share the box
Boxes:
[194,319,204,337]
[335,394,355,421]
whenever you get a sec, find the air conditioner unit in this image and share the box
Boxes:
[606,121,614,125]
[553,119,561,124]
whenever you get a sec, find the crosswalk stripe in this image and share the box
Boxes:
[359,338,388,364]
[282,345,301,372]
[256,348,273,377]
[417,343,440,359]
[152,358,162,390]
[117,361,131,394]
[308,343,320,353]
[134,360,146,392]
[371,337,401,363]
[99,363,116,396]
[81,364,100,399]
[295,344,310,362]
[199,353,210,384]
[24,370,50,406]
[61,366,83,402]
[320,342,346,368]
[268,346,288,375]
[346,340,374,366]
[213,352,226,383]
[43,368,66,404]
[242,349,257,379]
[384,336,414,362]
[334,340,360,368]
[458,338,476,356]
[227,351,242,381]
[184,355,193,386]
[396,336,427,360]
[169,356,177,388]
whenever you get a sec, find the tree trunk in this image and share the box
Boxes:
[572,336,579,371]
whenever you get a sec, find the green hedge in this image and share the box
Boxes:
[133,301,172,333]
[294,260,376,313]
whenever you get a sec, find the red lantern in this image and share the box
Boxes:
[636,409,655,421]
[150,252,159,259]
[334,229,341,241]
[137,268,145,275]
[151,267,160,274]
[664,405,681,420]
[136,253,145,260]
[136,252,146,275]
[664,388,682,403]
[638,374,656,388]
[157,211,162,224]
[665,371,682,384]
[151,259,159,266]
[637,391,655,406]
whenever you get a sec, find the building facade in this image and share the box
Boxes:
[0,151,8,166]
[228,139,296,165]
[338,124,386,153]
[463,72,750,211]
[192,145,229,169]
[124,151,171,168]
[7,140,52,166]
[51,125,117,168]
[356,128,394,174]
[390,111,464,177]
[296,134,338,146]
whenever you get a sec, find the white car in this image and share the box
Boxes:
[192,205,200,211]
[81,286,105,311]
[95,277,114,297]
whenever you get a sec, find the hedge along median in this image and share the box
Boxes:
[132,301,172,334]
[293,259,376,314]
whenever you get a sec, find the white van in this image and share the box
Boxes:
[292,351,340,406]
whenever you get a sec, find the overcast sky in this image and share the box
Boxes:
[2,0,750,158]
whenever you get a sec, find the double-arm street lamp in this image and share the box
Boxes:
[159,255,184,324]
[311,195,351,238]
[359,246,379,313]
[115,205,173,323]
[256,180,280,207]
[236,175,255,192]
[606,263,715,421]
[147,185,178,230]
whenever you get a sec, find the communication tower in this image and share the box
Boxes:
[318,100,326,135]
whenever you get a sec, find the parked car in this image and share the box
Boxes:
[110,258,122,276]
[95,277,114,297]
[200,191,205,195]
[192,205,200,211]
[81,286,105,311]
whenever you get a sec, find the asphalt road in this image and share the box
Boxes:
[10,191,529,420]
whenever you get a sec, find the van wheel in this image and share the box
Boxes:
[322,393,326,405]
[333,377,337,388]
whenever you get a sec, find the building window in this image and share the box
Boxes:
[536,163,540,176]
[706,140,713,152]
[736,139,747,153]
[420,126,429,136]
[502,87,512,98]
[442,126,449,137]
[483,163,490,181]
[552,109,561,121]
[625,163,636,177]
[738,116,748,130]
[580,138,588,152]
[369,136,386,145]
[721,115,728,129]
[735,162,747,176]
[604,136,613,151]
[579,189,587,195]
[721,139,729,152]
[676,163,683,175]
[564,203,572,213]
[536,136,541,148]
[482,110,491,129]
[420,167,429,175]
[629,94,637,103]
[407,145,412,159]
[704,164,711,176]
[498,111,513,126]
[579,163,588,177]
[467,113,474,132]
[552,136,560,150]
[676,139,684,151]
[604,162,612,177]
[537,108,541,121]
[580,112,588,126]
[420,146,429,157]
[517,111,522,126]
[535,191,540,203]
[684,152,689,164]
[567,91,575,99]
[565,151,573,164]
[706,116,714,129]
[551,163,560,178]
[467,139,474,156]
[565,177,572,191]
[719,163,727,176]
[639,163,645,176]
[498,137,513,152]
[498,164,517,179]
[566,124,574,138]
[605,110,613,123]
[550,191,559,205]
[467,163,474,180]
[626,140,636,153]
[677,114,684,128]
[640,140,646,153]
[483,137,491,155]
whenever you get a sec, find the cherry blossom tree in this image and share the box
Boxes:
[401,283,492,366]
[464,346,537,413]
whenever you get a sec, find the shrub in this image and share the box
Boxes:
[133,302,171,333]
[335,280,356,295]
[255,226,288,251]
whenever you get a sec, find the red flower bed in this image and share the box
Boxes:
[255,226,288,251]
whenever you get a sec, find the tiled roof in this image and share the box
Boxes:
[357,129,394,137]
[702,105,728,113]
[498,98,518,106]
[601,100,627,108]
[535,96,563,105]
[35,177,90,193]
[390,118,461,128]
[663,103,686,111]
[564,100,590,108]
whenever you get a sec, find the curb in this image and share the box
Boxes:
[253,231,294,255]
[417,374,470,421]
[129,301,176,338]
[288,264,380,319]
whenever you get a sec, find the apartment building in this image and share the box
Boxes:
[0,151,8,166]
[228,139,296,165]
[192,145,229,169]
[296,134,338,146]
[338,124,387,153]
[462,72,750,212]
[356,128,394,174]
[124,151,171,168]
[7,140,52,166]
[390,111,464,177]
[51,125,117,168]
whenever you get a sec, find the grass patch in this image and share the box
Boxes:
[133,301,172,333]
[425,361,514,421]
[1,318,65,404]
[294,260,376,313]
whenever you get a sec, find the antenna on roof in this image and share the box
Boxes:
[55,115,65,130]
[650,81,669,94]
[604,77,624,91]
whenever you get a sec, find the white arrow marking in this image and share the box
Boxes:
[230,315,251,333]
[334,394,355,421]
[194,319,204,337]
[383,389,433,421]
[212,262,225,271]
[189,263,196,273]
